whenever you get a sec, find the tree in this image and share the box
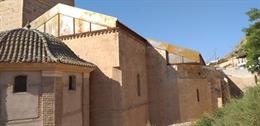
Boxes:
[244,8,260,73]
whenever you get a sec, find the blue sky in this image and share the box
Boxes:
[75,0,260,62]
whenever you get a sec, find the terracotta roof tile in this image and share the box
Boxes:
[0,28,95,67]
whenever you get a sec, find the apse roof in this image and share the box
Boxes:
[0,28,95,67]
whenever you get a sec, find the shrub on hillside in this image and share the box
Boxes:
[195,85,260,126]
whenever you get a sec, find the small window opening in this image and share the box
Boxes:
[166,51,169,65]
[69,75,76,90]
[137,74,141,96]
[14,76,27,93]
[196,89,200,102]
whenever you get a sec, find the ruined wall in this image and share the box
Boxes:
[146,47,180,126]
[0,71,42,126]
[61,30,122,126]
[0,0,23,32]
[118,30,149,126]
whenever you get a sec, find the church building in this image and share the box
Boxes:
[0,0,227,126]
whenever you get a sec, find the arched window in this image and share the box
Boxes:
[14,76,27,93]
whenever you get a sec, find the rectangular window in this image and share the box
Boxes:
[166,51,169,64]
[14,76,27,93]
[69,75,76,90]
[137,74,141,96]
[196,89,200,102]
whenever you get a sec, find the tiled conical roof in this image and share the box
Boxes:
[0,28,95,67]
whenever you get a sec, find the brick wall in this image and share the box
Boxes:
[41,76,57,126]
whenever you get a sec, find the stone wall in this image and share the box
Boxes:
[59,28,224,126]
[146,47,223,125]
[146,47,180,126]
[61,28,150,126]
[61,72,83,126]
[0,71,42,126]
[0,0,23,32]
[0,0,74,32]
[176,64,222,122]
[41,70,89,126]
[204,67,223,110]
[0,69,90,126]
[82,74,90,126]
[118,29,149,126]
[61,30,122,126]
[23,0,74,26]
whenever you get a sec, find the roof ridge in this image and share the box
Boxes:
[33,30,58,63]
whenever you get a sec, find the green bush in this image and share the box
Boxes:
[195,116,213,126]
[195,85,260,126]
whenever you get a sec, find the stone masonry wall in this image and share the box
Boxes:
[176,64,214,122]
[118,29,149,126]
[0,0,74,32]
[0,0,23,32]
[61,72,83,126]
[0,71,41,126]
[23,0,74,26]
[82,75,90,126]
[146,47,180,126]
[61,30,121,126]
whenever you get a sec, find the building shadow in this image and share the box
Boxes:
[0,84,7,126]
[89,68,122,126]
[146,45,226,125]
[0,74,40,126]
[225,75,243,98]
[146,46,181,126]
